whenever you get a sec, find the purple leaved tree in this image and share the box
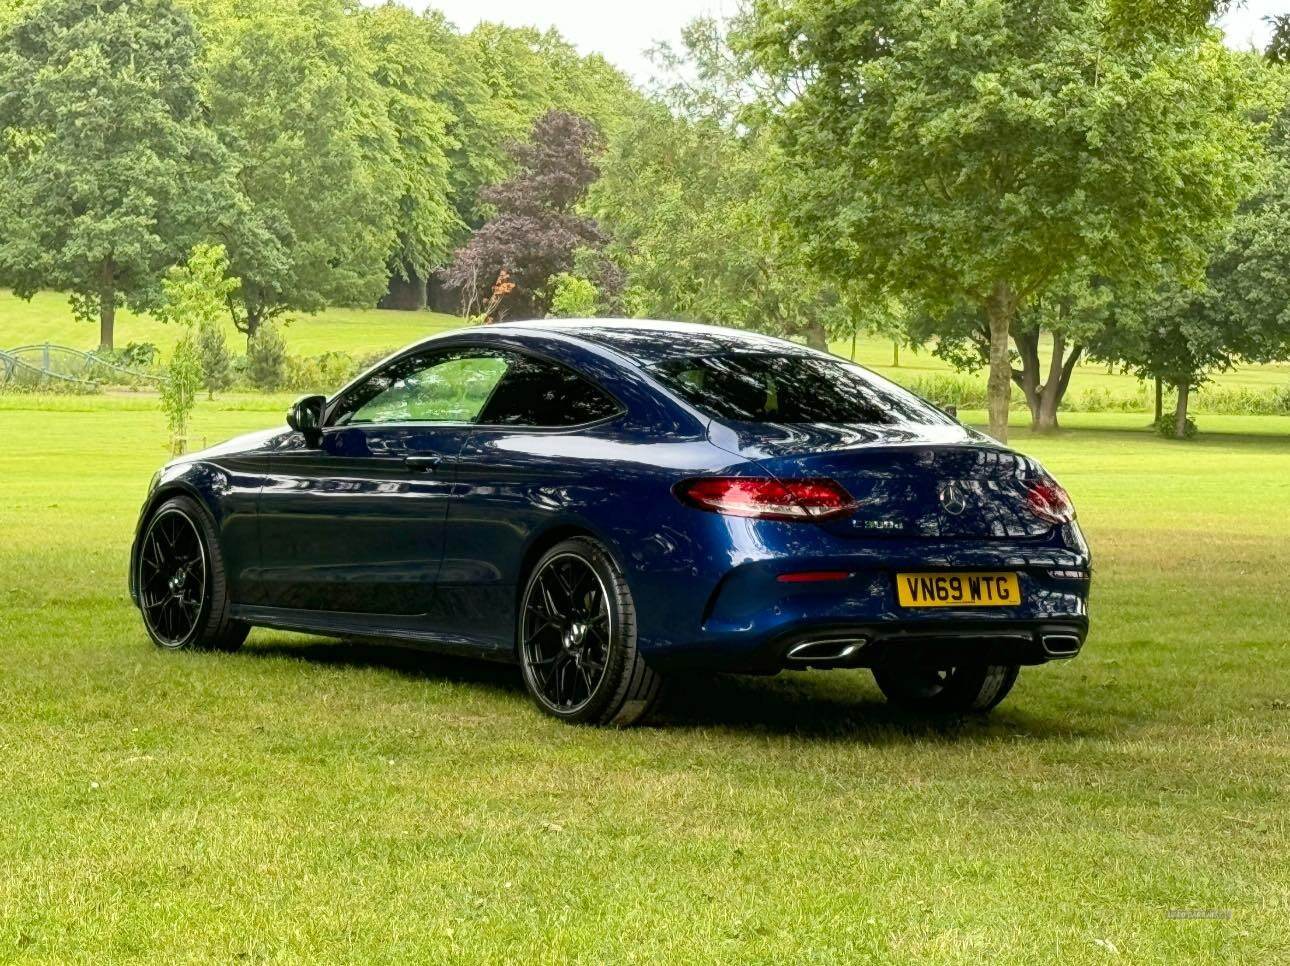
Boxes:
[442,110,619,321]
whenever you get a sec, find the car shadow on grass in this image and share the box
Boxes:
[242,635,524,695]
[654,672,1100,743]
[241,635,1096,743]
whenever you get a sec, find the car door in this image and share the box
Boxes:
[433,350,626,650]
[254,347,511,617]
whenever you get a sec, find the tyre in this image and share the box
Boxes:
[517,537,663,726]
[136,495,249,652]
[871,663,1019,713]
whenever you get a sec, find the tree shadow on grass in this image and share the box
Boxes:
[240,634,1100,743]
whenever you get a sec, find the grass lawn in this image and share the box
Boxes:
[0,393,1286,962]
[0,289,464,357]
[6,288,1290,410]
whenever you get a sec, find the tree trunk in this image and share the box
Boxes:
[99,259,116,351]
[850,326,858,361]
[1033,331,1066,433]
[1174,382,1191,439]
[984,282,1016,443]
[1154,377,1163,424]
[892,341,900,367]
[805,320,828,351]
[380,269,427,311]
[244,309,261,346]
[1011,328,1042,428]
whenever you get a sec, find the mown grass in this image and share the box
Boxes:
[6,287,1290,411]
[0,393,1286,962]
[0,288,463,357]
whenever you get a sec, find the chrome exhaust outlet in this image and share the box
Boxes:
[785,636,867,666]
[1041,633,1082,657]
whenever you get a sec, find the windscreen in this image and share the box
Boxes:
[651,353,952,426]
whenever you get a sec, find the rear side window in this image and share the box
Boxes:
[651,353,952,426]
[478,354,621,427]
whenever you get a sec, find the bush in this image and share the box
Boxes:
[548,273,600,318]
[284,351,362,392]
[197,321,234,398]
[894,374,993,410]
[244,324,288,391]
[1155,413,1198,439]
[90,342,161,373]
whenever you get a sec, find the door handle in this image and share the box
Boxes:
[404,455,441,472]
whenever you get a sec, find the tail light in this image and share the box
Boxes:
[1025,476,1075,525]
[674,477,856,521]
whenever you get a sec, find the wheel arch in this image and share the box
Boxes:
[128,477,219,606]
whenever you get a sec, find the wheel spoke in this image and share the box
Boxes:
[521,552,617,714]
[139,509,206,646]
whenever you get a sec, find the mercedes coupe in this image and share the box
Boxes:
[130,320,1091,725]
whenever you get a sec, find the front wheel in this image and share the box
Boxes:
[517,537,663,726]
[872,663,1018,713]
[137,496,248,652]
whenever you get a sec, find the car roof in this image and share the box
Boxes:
[490,318,813,366]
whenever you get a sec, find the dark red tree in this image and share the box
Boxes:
[442,110,617,320]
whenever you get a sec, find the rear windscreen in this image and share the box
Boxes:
[651,353,952,426]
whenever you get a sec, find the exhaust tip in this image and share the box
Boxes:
[1041,633,1082,657]
[785,637,867,666]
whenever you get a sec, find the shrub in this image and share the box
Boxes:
[548,273,600,318]
[197,321,233,398]
[91,342,161,372]
[284,351,362,392]
[1155,413,1198,439]
[894,374,993,410]
[244,323,288,391]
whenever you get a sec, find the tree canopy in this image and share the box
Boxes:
[0,0,222,349]
[442,111,614,321]
[735,0,1262,440]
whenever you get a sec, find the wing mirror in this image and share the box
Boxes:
[944,405,959,421]
[287,394,326,447]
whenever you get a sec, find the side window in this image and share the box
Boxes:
[477,354,621,427]
[331,350,509,426]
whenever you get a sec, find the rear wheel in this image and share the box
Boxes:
[518,537,662,726]
[872,663,1018,713]
[137,496,248,652]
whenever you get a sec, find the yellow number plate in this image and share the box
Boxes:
[896,572,1021,608]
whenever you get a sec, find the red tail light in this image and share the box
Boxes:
[1025,476,1075,525]
[674,477,856,521]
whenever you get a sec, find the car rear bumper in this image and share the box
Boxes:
[649,617,1088,673]
[635,544,1091,673]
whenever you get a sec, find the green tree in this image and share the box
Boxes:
[244,321,287,391]
[0,0,222,349]
[357,3,457,310]
[593,20,852,349]
[196,0,400,341]
[1091,70,1290,437]
[738,0,1262,440]
[160,334,203,455]
[159,244,239,398]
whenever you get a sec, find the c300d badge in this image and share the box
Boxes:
[938,481,969,516]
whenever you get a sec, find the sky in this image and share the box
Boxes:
[409,1,1288,85]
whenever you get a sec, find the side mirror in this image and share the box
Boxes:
[287,394,326,447]
[944,405,959,421]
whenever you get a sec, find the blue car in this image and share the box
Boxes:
[130,320,1090,725]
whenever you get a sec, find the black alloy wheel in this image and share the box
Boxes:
[871,663,1019,713]
[137,496,248,652]
[518,538,662,726]
[138,507,209,648]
